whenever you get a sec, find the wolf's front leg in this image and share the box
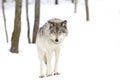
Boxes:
[37,49,45,78]
[46,54,52,77]
[54,48,60,75]
[39,58,44,78]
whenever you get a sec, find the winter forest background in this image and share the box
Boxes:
[0,0,120,82]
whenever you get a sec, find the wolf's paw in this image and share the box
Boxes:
[46,74,52,77]
[39,75,45,78]
[54,72,60,75]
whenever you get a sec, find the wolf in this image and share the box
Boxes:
[36,18,68,78]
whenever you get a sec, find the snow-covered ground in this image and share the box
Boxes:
[0,0,120,82]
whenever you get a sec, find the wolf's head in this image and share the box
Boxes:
[48,19,68,44]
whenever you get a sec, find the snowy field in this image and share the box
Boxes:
[0,0,120,82]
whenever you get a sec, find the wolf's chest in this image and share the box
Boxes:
[45,41,59,51]
[39,39,59,52]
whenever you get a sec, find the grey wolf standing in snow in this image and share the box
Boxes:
[36,18,68,78]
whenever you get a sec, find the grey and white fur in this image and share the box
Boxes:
[36,18,68,78]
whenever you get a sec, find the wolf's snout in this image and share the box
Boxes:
[55,39,59,42]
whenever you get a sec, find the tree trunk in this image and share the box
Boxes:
[71,0,74,3]
[3,0,6,3]
[26,0,31,43]
[74,0,77,13]
[2,0,8,43]
[85,0,89,21]
[10,0,22,53]
[32,0,40,43]
[55,0,58,5]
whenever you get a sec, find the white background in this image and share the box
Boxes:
[0,0,120,82]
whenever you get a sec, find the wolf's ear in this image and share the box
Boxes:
[61,20,67,27]
[48,21,54,27]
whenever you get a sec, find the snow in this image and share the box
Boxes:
[0,0,120,82]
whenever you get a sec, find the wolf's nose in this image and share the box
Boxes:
[55,39,59,42]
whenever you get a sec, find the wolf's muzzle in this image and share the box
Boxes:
[55,39,59,42]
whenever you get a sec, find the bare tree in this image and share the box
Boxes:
[55,0,58,5]
[32,0,40,43]
[26,0,31,43]
[2,0,8,42]
[3,0,6,2]
[71,0,74,3]
[10,0,22,53]
[85,0,89,21]
[74,0,77,13]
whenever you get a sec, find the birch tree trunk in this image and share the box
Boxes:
[2,0,8,42]
[55,0,58,5]
[85,0,89,21]
[74,0,77,13]
[32,0,40,43]
[3,0,6,2]
[26,0,31,43]
[10,0,22,53]
[71,0,74,3]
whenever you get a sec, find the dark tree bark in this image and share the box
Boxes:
[3,0,6,3]
[74,0,77,13]
[85,0,89,21]
[26,0,31,43]
[32,0,40,43]
[10,0,22,53]
[2,0,8,43]
[55,0,58,5]
[71,0,74,3]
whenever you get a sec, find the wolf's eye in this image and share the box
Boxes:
[53,31,56,34]
[51,30,56,34]
[61,30,66,33]
[58,31,62,34]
